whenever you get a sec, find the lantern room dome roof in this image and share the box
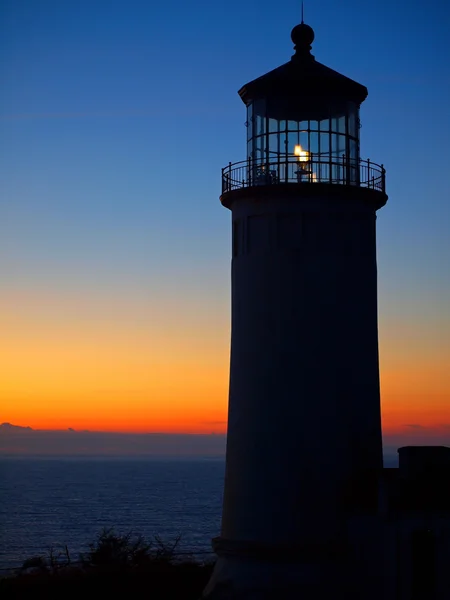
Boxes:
[238,22,368,108]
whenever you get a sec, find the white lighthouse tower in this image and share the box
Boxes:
[204,20,387,598]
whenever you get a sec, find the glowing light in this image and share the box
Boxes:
[294,144,310,162]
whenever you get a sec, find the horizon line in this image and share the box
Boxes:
[0,422,227,436]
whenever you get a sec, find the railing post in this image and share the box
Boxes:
[381,164,385,193]
[367,158,370,189]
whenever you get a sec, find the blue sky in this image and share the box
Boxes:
[1,0,450,438]
[2,0,449,296]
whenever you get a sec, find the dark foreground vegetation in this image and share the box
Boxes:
[0,529,214,599]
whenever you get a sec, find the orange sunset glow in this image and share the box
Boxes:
[1,288,229,434]
[2,286,450,437]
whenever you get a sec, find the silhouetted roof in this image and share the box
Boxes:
[238,23,368,107]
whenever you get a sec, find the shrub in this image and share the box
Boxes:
[79,528,182,570]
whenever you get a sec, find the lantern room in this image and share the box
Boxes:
[222,22,385,194]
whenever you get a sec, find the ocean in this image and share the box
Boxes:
[0,457,225,571]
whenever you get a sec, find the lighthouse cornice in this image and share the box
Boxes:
[220,182,387,211]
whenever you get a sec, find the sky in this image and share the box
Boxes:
[1,0,449,445]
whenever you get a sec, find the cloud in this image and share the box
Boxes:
[404,424,426,429]
[0,422,33,431]
[0,426,226,457]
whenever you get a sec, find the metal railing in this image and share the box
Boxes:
[221,155,385,194]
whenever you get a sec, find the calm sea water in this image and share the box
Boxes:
[0,457,225,570]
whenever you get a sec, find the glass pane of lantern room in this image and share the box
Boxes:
[309,119,319,152]
[276,124,287,181]
[320,118,330,131]
[288,130,299,159]
[331,134,346,183]
[269,118,278,133]
[319,133,330,181]
[309,130,319,154]
[348,111,356,139]
[253,137,265,164]
[299,130,314,181]
[300,130,309,155]
[330,133,344,157]
[268,118,279,165]
[320,132,330,156]
[331,117,339,134]
[253,99,266,137]
[348,138,359,185]
[347,102,359,142]
[255,113,266,137]
[268,133,279,163]
[309,129,319,181]
[279,120,287,160]
[287,120,299,163]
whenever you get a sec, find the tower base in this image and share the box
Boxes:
[202,537,364,600]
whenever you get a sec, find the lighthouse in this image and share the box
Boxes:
[204,20,387,598]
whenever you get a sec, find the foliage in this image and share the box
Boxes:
[79,528,183,570]
[80,529,150,569]
[20,545,71,574]
[0,529,214,599]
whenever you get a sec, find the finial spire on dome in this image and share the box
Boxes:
[291,19,315,60]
